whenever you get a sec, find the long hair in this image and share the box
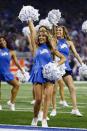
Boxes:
[62,26,71,41]
[0,35,7,48]
[36,26,54,50]
[56,25,71,41]
[0,35,14,50]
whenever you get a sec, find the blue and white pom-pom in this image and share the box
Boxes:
[15,69,30,83]
[79,63,87,78]
[39,17,53,29]
[82,20,87,33]
[22,26,30,37]
[48,9,61,25]
[42,62,65,81]
[18,5,40,22]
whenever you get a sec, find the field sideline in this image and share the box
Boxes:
[0,81,87,129]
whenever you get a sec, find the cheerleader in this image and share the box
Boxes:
[54,25,83,116]
[0,36,24,111]
[28,20,66,127]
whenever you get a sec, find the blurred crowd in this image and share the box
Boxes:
[0,3,87,80]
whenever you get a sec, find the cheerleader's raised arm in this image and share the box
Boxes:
[28,20,37,56]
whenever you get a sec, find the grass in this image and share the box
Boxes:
[0,82,87,129]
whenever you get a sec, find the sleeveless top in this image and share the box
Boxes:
[29,43,53,83]
[0,48,11,74]
[56,38,72,71]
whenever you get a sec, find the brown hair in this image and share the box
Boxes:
[55,26,71,41]
[52,25,71,41]
[61,26,71,41]
[0,36,14,50]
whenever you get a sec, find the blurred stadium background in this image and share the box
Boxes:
[0,0,87,130]
[0,0,87,80]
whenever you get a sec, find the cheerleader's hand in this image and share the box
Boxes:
[21,68,25,75]
[21,69,29,81]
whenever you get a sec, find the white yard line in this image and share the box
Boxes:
[0,109,84,114]
[1,104,85,112]
[15,101,87,105]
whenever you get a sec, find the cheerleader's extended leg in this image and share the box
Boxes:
[63,75,82,116]
[50,82,57,116]
[58,79,69,107]
[38,85,50,121]
[42,82,54,127]
[7,79,20,111]
[30,85,36,105]
[31,83,43,126]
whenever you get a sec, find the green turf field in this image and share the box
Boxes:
[0,82,87,129]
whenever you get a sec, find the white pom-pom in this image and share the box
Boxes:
[59,64,66,76]
[18,5,40,22]
[39,17,52,29]
[22,71,30,82]
[15,70,30,83]
[48,9,61,25]
[82,20,87,33]
[43,62,65,81]
[22,26,30,37]
[55,56,66,76]
[79,64,87,78]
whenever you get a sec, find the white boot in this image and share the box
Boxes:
[42,119,48,127]
[38,111,43,121]
[50,109,57,116]
[7,100,15,111]
[59,100,69,107]
[71,109,83,116]
[31,118,38,126]
[38,111,50,121]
